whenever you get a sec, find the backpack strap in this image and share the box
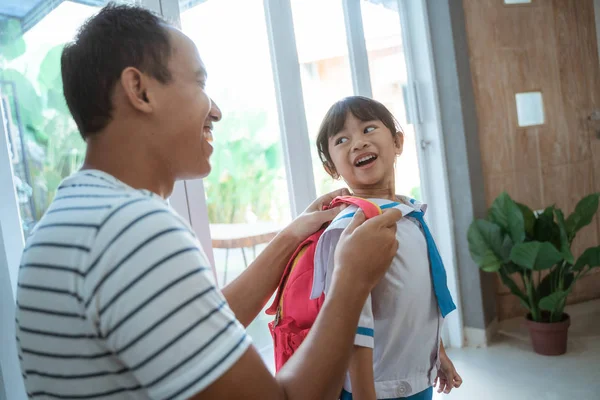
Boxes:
[265,231,321,316]
[327,196,382,219]
[265,196,382,317]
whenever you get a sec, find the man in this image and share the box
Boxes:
[15,4,402,399]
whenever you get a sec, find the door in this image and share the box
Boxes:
[0,3,463,387]
[463,0,600,320]
[170,0,463,352]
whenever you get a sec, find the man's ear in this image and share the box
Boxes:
[120,67,153,113]
[394,131,404,156]
[323,162,340,180]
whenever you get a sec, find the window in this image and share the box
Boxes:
[361,0,423,200]
[1,4,463,381]
[0,0,134,238]
[180,0,291,371]
[290,0,354,196]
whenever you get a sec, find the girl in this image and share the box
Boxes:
[311,96,462,400]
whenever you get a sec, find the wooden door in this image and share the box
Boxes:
[462,0,600,320]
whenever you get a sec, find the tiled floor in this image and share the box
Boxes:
[434,299,600,400]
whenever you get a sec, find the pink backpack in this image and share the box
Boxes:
[266,196,382,371]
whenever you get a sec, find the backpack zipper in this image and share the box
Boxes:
[274,305,281,327]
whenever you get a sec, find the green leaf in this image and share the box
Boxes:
[554,209,574,264]
[498,270,529,308]
[519,298,532,312]
[534,206,561,247]
[480,250,503,272]
[468,219,504,272]
[539,290,570,313]
[0,19,26,61]
[264,143,281,170]
[488,192,525,244]
[510,241,563,271]
[573,246,600,272]
[38,44,65,92]
[534,206,554,242]
[517,202,536,238]
[537,270,574,300]
[46,88,70,115]
[0,69,44,139]
[565,193,600,241]
[504,261,523,274]
[500,235,514,264]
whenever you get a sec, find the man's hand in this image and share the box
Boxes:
[435,350,463,394]
[193,203,402,400]
[333,209,402,292]
[283,188,351,241]
[223,188,350,326]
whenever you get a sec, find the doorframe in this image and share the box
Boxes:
[160,0,464,348]
[343,0,463,347]
[0,90,28,400]
[396,0,464,348]
[0,0,464,355]
[343,0,373,98]
[264,0,318,217]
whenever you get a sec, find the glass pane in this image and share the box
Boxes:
[1,0,135,238]
[290,0,354,196]
[180,0,291,372]
[361,0,423,200]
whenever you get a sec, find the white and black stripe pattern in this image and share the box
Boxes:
[16,170,251,399]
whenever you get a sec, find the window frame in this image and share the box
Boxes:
[0,11,464,395]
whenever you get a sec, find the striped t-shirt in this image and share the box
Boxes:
[15,170,251,399]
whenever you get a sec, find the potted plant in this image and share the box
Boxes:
[468,191,600,355]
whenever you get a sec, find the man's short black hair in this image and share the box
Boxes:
[61,3,172,137]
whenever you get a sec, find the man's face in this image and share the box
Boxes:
[152,27,221,180]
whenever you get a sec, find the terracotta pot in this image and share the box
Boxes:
[525,313,570,356]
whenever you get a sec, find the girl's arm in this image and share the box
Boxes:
[348,346,377,400]
[435,341,463,394]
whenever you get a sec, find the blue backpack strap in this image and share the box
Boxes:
[406,210,456,318]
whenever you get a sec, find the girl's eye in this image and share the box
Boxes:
[364,126,376,134]
[335,137,348,145]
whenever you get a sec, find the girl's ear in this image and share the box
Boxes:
[323,162,340,180]
[394,131,404,156]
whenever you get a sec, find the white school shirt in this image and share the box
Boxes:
[311,197,443,399]
[16,170,251,399]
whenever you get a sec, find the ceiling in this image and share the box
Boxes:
[0,0,106,32]
[0,0,398,35]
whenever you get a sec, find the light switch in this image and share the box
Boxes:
[515,92,545,127]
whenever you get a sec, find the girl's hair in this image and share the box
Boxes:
[316,96,402,175]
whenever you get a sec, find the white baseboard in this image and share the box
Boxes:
[463,318,499,347]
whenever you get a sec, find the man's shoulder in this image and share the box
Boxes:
[32,170,195,256]
[44,170,182,229]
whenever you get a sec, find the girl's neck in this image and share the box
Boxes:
[350,186,396,202]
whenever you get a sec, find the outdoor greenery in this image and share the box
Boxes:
[1,18,84,235]
[1,17,286,231]
[468,191,600,323]
[203,109,286,223]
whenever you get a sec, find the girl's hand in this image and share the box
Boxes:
[434,352,463,394]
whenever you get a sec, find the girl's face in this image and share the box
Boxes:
[327,112,403,194]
